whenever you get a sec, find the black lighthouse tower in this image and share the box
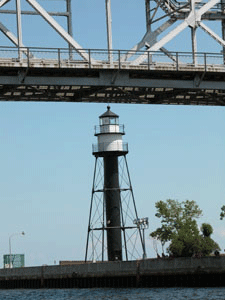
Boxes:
[85,107,146,262]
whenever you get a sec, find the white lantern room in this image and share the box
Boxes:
[93,106,128,154]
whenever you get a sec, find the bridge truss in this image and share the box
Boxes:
[0,0,225,105]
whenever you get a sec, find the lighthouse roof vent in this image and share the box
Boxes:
[99,106,119,119]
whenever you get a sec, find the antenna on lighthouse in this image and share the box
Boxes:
[85,107,146,262]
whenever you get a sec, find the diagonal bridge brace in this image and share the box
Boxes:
[26,0,91,62]
[0,0,10,8]
[121,18,176,62]
[132,0,221,65]
[0,0,92,62]
[0,22,33,57]
[199,22,225,48]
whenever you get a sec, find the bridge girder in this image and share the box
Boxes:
[0,67,225,106]
[0,1,224,105]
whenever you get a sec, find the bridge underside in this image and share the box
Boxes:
[1,67,225,105]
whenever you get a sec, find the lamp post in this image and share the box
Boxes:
[133,218,149,259]
[9,231,25,268]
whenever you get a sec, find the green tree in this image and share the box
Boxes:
[168,218,201,257]
[220,205,225,220]
[150,199,202,245]
[201,223,213,237]
[200,223,220,256]
[150,199,219,257]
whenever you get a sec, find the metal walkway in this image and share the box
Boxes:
[0,47,225,105]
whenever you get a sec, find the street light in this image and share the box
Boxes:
[9,231,25,268]
[133,218,149,259]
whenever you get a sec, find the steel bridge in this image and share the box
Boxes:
[1,0,225,105]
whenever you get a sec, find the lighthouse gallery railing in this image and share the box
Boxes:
[94,125,125,135]
[92,142,128,153]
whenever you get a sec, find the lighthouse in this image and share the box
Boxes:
[85,107,146,262]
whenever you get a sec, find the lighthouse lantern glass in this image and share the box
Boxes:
[100,117,118,125]
[110,117,118,125]
[101,117,109,125]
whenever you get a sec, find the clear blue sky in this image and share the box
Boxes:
[0,0,224,267]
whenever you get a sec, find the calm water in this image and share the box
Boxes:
[0,288,225,300]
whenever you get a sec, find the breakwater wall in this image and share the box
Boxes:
[0,256,225,288]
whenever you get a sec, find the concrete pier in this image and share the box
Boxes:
[0,256,225,288]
